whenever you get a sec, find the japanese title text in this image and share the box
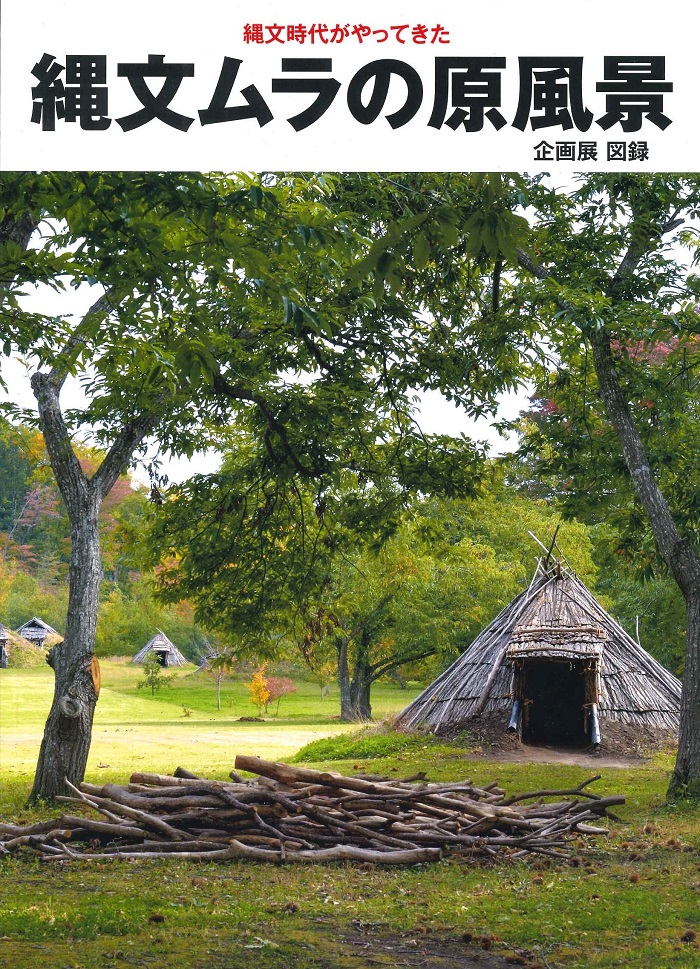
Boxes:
[30,54,673,136]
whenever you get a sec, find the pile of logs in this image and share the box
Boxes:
[0,755,624,865]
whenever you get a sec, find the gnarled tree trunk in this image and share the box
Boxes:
[337,632,373,721]
[28,369,156,802]
[348,661,373,721]
[29,493,102,801]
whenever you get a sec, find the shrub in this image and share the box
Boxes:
[246,665,271,716]
[292,728,440,763]
[266,676,296,715]
[137,652,177,695]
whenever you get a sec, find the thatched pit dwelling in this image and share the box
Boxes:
[0,623,9,668]
[16,617,57,649]
[133,630,188,668]
[395,560,681,749]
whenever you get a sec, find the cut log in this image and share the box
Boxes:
[1,757,624,865]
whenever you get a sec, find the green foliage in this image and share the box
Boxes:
[590,523,686,675]
[0,418,32,533]
[292,728,442,762]
[496,175,700,560]
[94,578,207,662]
[0,570,68,632]
[2,171,511,473]
[136,651,176,695]
[149,445,598,720]
[149,427,484,646]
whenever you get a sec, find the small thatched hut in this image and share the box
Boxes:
[0,624,9,668]
[395,559,681,747]
[133,630,188,668]
[16,617,57,649]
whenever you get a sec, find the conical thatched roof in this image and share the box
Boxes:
[17,617,58,641]
[132,630,188,667]
[395,561,681,737]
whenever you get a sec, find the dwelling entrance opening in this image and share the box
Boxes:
[521,660,591,747]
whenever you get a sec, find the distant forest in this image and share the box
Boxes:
[0,414,686,678]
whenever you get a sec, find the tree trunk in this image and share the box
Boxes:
[337,637,353,721]
[589,331,700,797]
[28,370,156,802]
[29,492,102,802]
[337,630,373,721]
[0,210,40,254]
[670,592,700,797]
[518,229,700,797]
[348,662,373,721]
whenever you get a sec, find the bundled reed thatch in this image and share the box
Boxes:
[0,623,9,668]
[395,559,681,744]
[132,630,188,667]
[1,630,50,668]
[16,616,57,648]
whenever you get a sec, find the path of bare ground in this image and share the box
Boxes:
[197,925,547,969]
[471,743,642,769]
[333,926,546,968]
[442,714,677,768]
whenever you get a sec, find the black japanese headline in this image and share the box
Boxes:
[31,54,673,134]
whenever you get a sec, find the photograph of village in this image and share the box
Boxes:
[1,171,699,968]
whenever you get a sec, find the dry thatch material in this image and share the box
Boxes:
[132,630,188,667]
[395,560,681,743]
[0,623,8,668]
[16,616,57,647]
[2,632,49,669]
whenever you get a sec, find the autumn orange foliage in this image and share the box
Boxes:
[246,664,271,716]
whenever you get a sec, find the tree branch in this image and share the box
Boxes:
[91,412,161,500]
[48,291,118,393]
[30,372,88,513]
[370,647,438,680]
[516,220,700,600]
[346,593,394,645]
[211,372,321,478]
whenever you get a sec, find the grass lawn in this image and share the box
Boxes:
[0,659,415,793]
[1,662,700,968]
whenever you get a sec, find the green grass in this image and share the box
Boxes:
[291,725,447,762]
[0,660,416,799]
[1,663,700,968]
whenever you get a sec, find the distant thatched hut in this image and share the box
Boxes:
[395,559,681,747]
[0,624,9,668]
[133,630,188,668]
[16,617,57,649]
